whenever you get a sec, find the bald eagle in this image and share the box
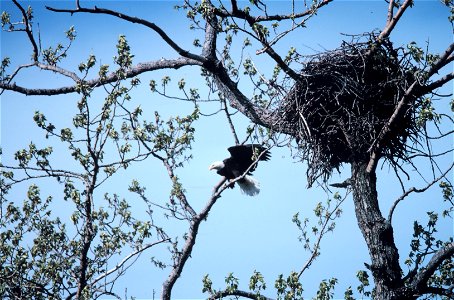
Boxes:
[208,144,271,196]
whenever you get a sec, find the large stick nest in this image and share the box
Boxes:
[276,37,420,186]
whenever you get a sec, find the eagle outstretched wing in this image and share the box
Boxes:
[227,144,271,175]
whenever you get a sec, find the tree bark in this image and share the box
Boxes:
[351,161,403,299]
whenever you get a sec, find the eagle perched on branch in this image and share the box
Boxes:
[208,144,271,196]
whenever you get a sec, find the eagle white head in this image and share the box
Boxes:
[208,161,224,171]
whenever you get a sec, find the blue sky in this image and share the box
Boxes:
[1,1,453,299]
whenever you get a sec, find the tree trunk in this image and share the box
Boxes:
[351,161,403,299]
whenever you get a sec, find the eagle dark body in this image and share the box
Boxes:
[216,144,271,180]
[209,144,271,196]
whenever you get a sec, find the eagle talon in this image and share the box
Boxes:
[227,181,235,189]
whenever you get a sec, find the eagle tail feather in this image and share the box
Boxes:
[238,175,260,196]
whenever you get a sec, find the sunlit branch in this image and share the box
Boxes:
[386,0,396,25]
[378,0,413,41]
[215,0,332,22]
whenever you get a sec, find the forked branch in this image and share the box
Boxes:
[378,0,413,42]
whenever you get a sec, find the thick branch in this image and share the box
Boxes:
[212,65,277,130]
[202,2,218,60]
[423,286,454,298]
[0,58,202,96]
[426,43,454,78]
[386,0,395,25]
[214,0,332,22]
[36,63,81,82]
[161,177,226,300]
[209,289,274,300]
[408,242,454,295]
[422,70,454,94]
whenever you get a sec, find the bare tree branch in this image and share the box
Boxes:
[422,71,454,94]
[36,63,81,82]
[388,162,454,224]
[423,285,454,298]
[89,239,170,288]
[221,97,240,145]
[426,43,454,78]
[12,0,39,62]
